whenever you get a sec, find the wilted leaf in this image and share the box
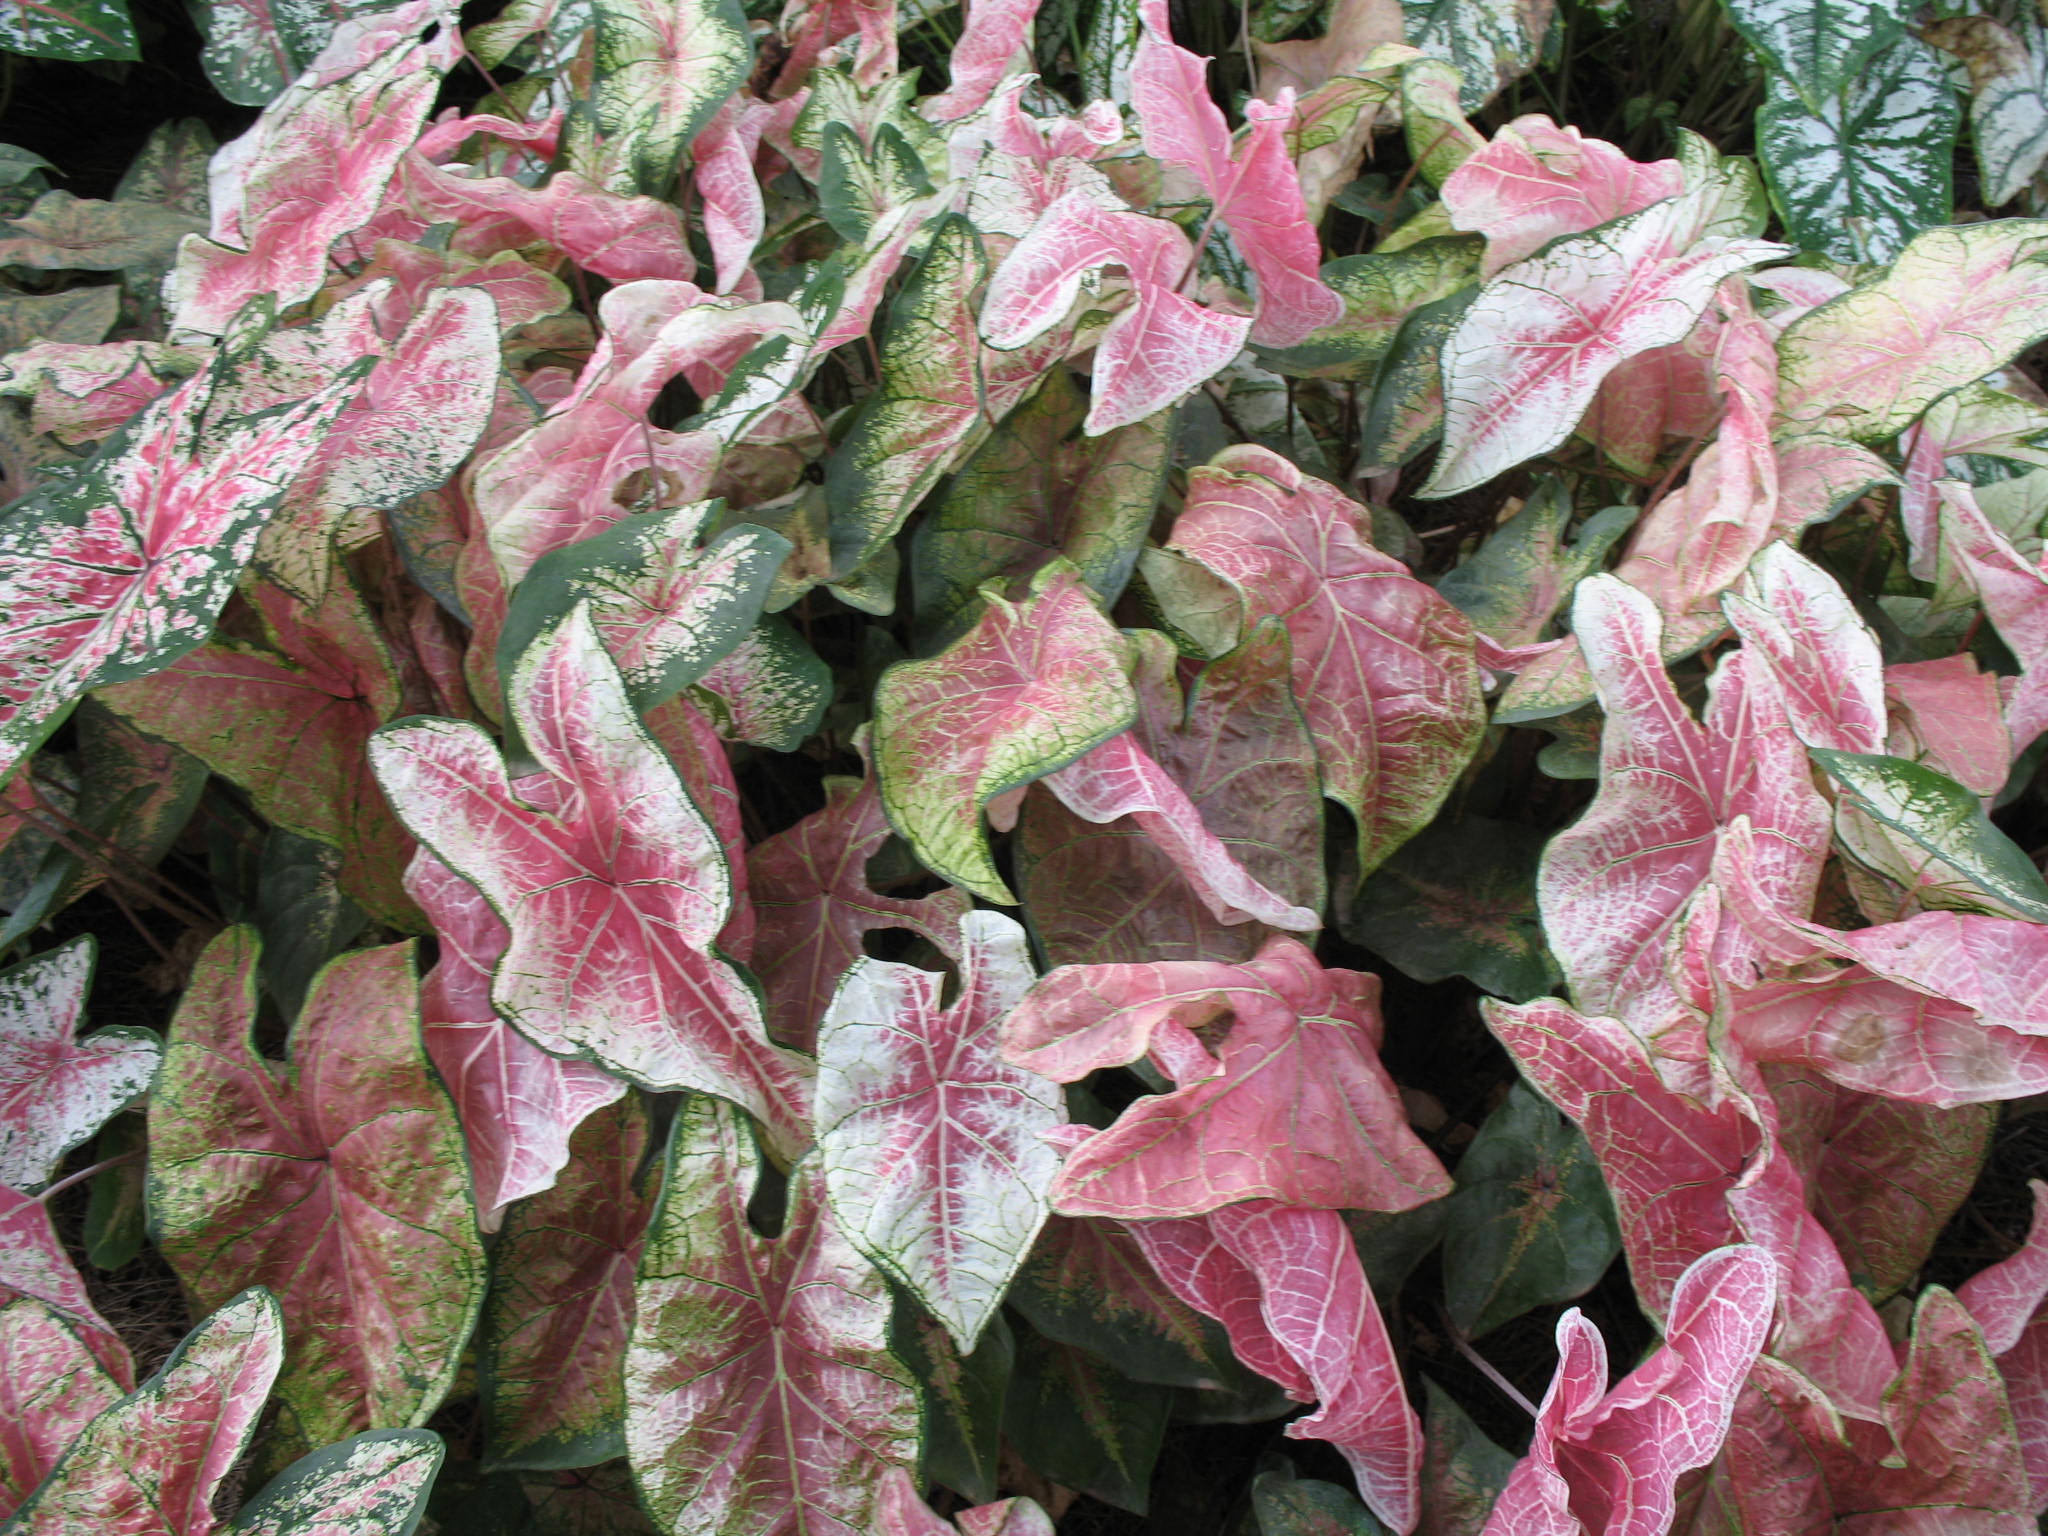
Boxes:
[1442,1081,1620,1338]
[148,929,487,1453]
[625,1095,920,1536]
[0,937,157,1191]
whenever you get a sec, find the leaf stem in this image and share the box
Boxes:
[1437,1303,1540,1417]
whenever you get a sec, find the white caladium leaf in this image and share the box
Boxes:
[1777,220,2048,441]
[816,910,1062,1352]
[1927,16,2048,207]
[1719,0,1905,110]
[1423,185,1788,497]
[1401,0,1555,110]
[1756,35,1958,266]
[0,938,158,1191]
[627,1095,920,1536]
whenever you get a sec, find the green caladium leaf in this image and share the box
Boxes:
[0,287,120,357]
[1251,1462,1393,1535]
[1356,284,1476,473]
[0,192,205,273]
[148,929,487,1456]
[82,1113,147,1271]
[252,828,364,1025]
[1436,480,1635,646]
[690,615,834,752]
[498,501,788,714]
[1340,815,1558,1002]
[589,0,750,194]
[1417,1380,1516,1536]
[625,1096,920,1536]
[1254,237,1485,381]
[873,562,1138,905]
[1401,0,1553,110]
[1717,0,1906,111]
[1813,748,2048,922]
[1756,35,1957,265]
[889,1293,1012,1504]
[912,366,1173,648]
[1441,1081,1621,1338]
[1003,1326,1172,1516]
[0,0,136,61]
[819,122,936,243]
[114,117,213,216]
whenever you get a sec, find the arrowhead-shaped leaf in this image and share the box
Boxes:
[1003,1323,1172,1515]
[1002,934,1450,1219]
[0,348,364,782]
[480,1095,660,1471]
[1776,219,2048,440]
[872,562,1137,905]
[1402,0,1551,109]
[1424,185,1787,497]
[1719,541,1886,754]
[590,0,749,194]
[0,938,157,1190]
[1934,477,2048,751]
[0,1299,121,1520]
[817,910,1061,1351]
[147,929,487,1453]
[370,605,813,1152]
[1158,444,1485,877]
[626,1095,920,1536]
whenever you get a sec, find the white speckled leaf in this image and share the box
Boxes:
[816,910,1061,1352]
[1402,0,1554,110]
[0,937,157,1191]
[227,1428,444,1534]
[1755,35,1957,264]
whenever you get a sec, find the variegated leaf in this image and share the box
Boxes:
[589,0,750,194]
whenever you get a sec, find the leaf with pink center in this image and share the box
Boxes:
[1719,541,1886,754]
[1130,20,1341,346]
[872,561,1137,906]
[0,344,365,782]
[0,1186,129,1383]
[1017,619,1325,970]
[1126,1203,1423,1532]
[370,605,813,1153]
[407,850,626,1229]
[1776,219,2048,442]
[2,1288,282,1536]
[1156,444,1485,878]
[1535,575,1828,1035]
[147,930,486,1454]
[625,1094,919,1536]
[1422,185,1788,497]
[222,1428,444,1535]
[1482,1244,1775,1536]
[0,938,157,1191]
[480,1094,660,1471]
[1885,654,2014,797]
[0,339,205,444]
[816,910,1060,1351]
[1957,1181,2048,1511]
[1934,477,2048,750]
[1812,909,2048,1035]
[1441,114,1682,277]
[923,0,1040,121]
[690,95,773,292]
[402,159,694,282]
[167,27,453,334]
[1001,934,1450,1219]
[0,1298,121,1520]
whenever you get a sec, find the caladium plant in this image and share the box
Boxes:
[8,0,2048,1531]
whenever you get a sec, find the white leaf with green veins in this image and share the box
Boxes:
[1717,0,1907,111]
[1401,0,1556,111]
[1756,34,1957,265]
[1926,14,2048,208]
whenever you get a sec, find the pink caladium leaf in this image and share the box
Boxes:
[0,1298,122,1520]
[401,157,694,282]
[1127,1203,1424,1532]
[1002,934,1450,1219]
[922,0,1041,121]
[981,192,1253,433]
[406,850,626,1229]
[1886,654,2014,796]
[369,605,814,1153]
[168,25,454,333]
[1536,575,1828,1037]
[95,566,419,929]
[1,1288,282,1535]
[1483,1244,1775,1536]
[1483,998,1752,1316]
[0,347,365,782]
[0,1187,129,1384]
[690,95,774,292]
[1017,620,1325,970]
[876,1467,1054,1536]
[1129,20,1341,346]
[746,767,972,1052]
[1157,444,1485,879]
[1442,114,1683,277]
[147,929,487,1453]
[0,339,206,444]
[1959,1180,2048,1355]
[872,561,1138,906]
[626,1094,920,1536]
[480,1094,660,1471]
[816,910,1062,1351]
[1935,477,2048,750]
[1422,185,1790,497]
[0,937,157,1190]
[1719,541,1887,754]
[1811,909,2048,1035]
